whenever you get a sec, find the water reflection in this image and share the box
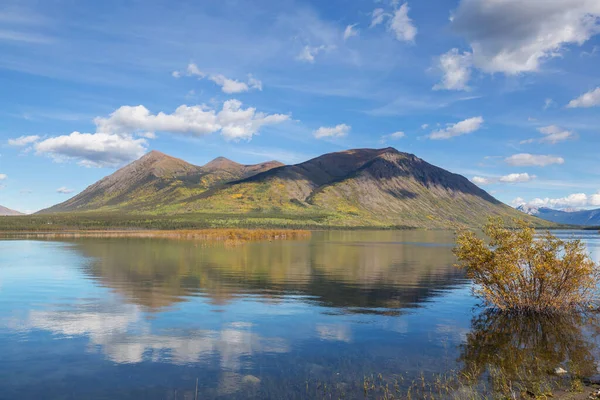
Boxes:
[460,310,600,394]
[74,231,464,313]
[2,231,598,399]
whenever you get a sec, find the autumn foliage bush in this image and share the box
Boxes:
[454,218,599,313]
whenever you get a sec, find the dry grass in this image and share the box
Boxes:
[0,228,311,244]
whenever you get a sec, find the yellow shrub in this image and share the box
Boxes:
[454,218,599,313]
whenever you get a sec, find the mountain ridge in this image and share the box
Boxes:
[517,205,600,226]
[38,148,547,228]
[0,205,23,216]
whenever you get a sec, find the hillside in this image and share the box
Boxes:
[0,205,23,216]
[179,147,542,228]
[38,148,547,229]
[518,205,600,226]
[40,151,283,213]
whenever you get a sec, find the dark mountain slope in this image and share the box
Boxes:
[179,148,545,228]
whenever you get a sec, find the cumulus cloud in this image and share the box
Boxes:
[514,191,600,210]
[421,124,429,129]
[172,63,205,79]
[95,100,289,141]
[499,173,536,183]
[472,176,491,185]
[314,124,351,139]
[8,135,41,146]
[56,187,74,194]
[472,173,536,185]
[217,100,289,141]
[209,75,250,94]
[389,3,417,42]
[451,0,600,75]
[34,132,148,168]
[343,24,359,40]
[567,87,600,108]
[433,48,473,91]
[505,153,565,167]
[0,174,7,181]
[428,116,483,140]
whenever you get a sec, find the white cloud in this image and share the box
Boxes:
[370,8,387,28]
[34,132,148,168]
[186,63,205,78]
[521,125,576,144]
[428,116,483,140]
[543,98,556,110]
[171,63,205,79]
[172,64,262,93]
[421,124,429,129]
[499,173,536,183]
[343,24,359,40]
[472,176,491,185]
[567,87,600,108]
[505,153,565,167]
[95,100,289,141]
[217,99,289,141]
[8,135,40,146]
[56,186,74,194]
[0,174,6,181]
[209,75,250,94]
[314,124,351,139]
[389,3,417,42]
[451,0,600,74]
[472,173,536,185]
[381,131,405,142]
[297,45,330,63]
[433,48,472,91]
[515,192,600,210]
[247,75,263,91]
[537,125,575,144]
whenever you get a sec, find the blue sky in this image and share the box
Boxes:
[1,0,599,213]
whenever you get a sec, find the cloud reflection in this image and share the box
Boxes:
[19,302,289,367]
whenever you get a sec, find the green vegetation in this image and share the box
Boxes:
[35,148,554,229]
[454,218,600,313]
[0,212,419,231]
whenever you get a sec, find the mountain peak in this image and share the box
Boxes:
[203,157,242,170]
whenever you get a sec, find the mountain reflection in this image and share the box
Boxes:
[460,310,600,393]
[72,231,465,313]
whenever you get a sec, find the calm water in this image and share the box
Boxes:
[1,230,599,399]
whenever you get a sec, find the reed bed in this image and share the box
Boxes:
[0,228,311,243]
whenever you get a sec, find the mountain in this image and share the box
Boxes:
[40,151,283,213]
[39,147,548,228]
[517,205,600,226]
[0,205,23,216]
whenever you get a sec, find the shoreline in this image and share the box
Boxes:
[0,228,311,242]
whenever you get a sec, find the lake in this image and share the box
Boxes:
[1,230,600,399]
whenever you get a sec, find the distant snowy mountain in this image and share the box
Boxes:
[517,205,600,226]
